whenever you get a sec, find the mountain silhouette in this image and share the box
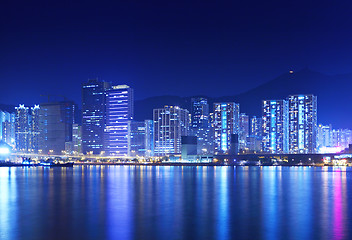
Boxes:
[134,69,352,128]
[1,69,351,129]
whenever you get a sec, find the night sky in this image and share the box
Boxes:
[1,0,352,106]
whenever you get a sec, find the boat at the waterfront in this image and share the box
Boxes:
[22,157,36,166]
[39,159,74,167]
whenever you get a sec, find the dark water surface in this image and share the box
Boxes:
[0,166,351,240]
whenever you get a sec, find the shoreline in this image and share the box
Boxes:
[0,162,346,167]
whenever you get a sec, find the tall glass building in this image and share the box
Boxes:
[288,94,317,154]
[317,124,332,149]
[1,110,15,147]
[82,79,111,155]
[128,120,153,157]
[239,113,249,151]
[262,100,288,154]
[213,102,240,154]
[15,105,29,152]
[72,124,82,154]
[250,116,262,137]
[191,97,213,154]
[153,106,189,156]
[105,85,133,156]
[29,105,40,153]
[39,101,77,155]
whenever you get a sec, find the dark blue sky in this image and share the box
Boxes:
[1,0,352,106]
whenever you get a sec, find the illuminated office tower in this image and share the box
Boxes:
[191,97,209,129]
[128,120,154,157]
[82,79,111,155]
[191,97,213,154]
[213,102,240,154]
[247,116,263,152]
[29,105,40,153]
[153,106,189,156]
[39,101,77,155]
[317,124,332,149]
[72,124,82,154]
[105,85,133,156]
[0,110,10,140]
[331,129,352,150]
[15,105,30,152]
[250,116,262,137]
[2,117,15,147]
[1,110,15,146]
[262,100,288,153]
[239,113,249,150]
[288,95,317,154]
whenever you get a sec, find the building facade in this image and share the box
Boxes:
[105,85,134,156]
[1,110,15,147]
[39,101,77,155]
[213,102,240,154]
[239,113,249,151]
[15,105,30,152]
[262,100,288,154]
[153,106,189,156]
[82,79,111,155]
[191,97,213,154]
[29,105,40,153]
[250,116,262,137]
[72,123,82,154]
[128,120,154,157]
[288,95,317,154]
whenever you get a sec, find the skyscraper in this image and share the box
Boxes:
[331,129,352,150]
[250,116,262,137]
[72,123,82,154]
[29,105,40,153]
[128,120,154,157]
[105,85,133,156]
[239,113,249,151]
[317,124,332,150]
[288,95,317,154]
[262,100,288,154]
[39,101,77,155]
[213,102,240,154]
[191,97,209,129]
[82,79,111,155]
[1,110,15,147]
[191,97,213,154]
[15,105,29,152]
[153,106,189,156]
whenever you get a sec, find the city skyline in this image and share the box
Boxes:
[2,2,352,240]
[2,1,352,129]
[0,68,351,129]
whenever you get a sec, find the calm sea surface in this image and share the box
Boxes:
[0,166,351,240]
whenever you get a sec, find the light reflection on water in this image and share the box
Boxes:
[0,166,351,240]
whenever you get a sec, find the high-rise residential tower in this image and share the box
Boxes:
[15,105,30,152]
[317,124,332,150]
[288,94,317,154]
[82,79,111,155]
[250,116,262,137]
[72,124,82,154]
[105,85,133,156]
[213,102,240,154]
[29,105,40,153]
[1,110,15,147]
[262,100,289,154]
[153,106,189,156]
[239,113,249,151]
